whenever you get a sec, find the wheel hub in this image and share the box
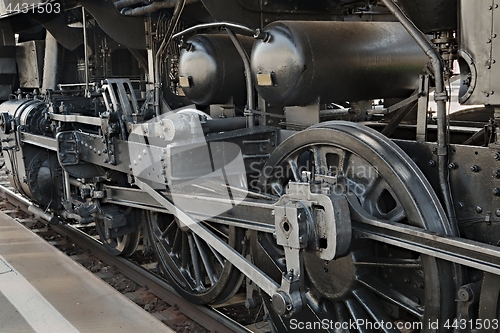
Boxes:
[304,252,358,301]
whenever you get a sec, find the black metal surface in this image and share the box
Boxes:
[251,21,428,106]
[395,140,500,249]
[179,34,253,105]
[396,0,458,33]
[79,0,147,49]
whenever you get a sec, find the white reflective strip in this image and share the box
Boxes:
[0,255,79,333]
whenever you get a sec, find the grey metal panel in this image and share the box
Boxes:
[15,41,43,88]
[459,0,495,105]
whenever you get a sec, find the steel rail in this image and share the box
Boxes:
[53,224,252,333]
[0,184,251,333]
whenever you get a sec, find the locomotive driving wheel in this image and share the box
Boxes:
[254,121,456,332]
[145,211,244,304]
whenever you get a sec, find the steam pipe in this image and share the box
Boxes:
[381,0,458,235]
[121,0,197,16]
[173,22,269,40]
[42,31,58,92]
[154,0,186,117]
[226,29,254,128]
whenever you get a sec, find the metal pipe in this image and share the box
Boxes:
[28,204,59,225]
[154,0,186,117]
[381,0,458,235]
[114,0,145,9]
[42,31,58,92]
[69,178,84,188]
[173,22,269,40]
[121,0,197,16]
[63,170,71,203]
[82,7,90,97]
[226,29,254,128]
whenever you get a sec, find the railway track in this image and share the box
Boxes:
[0,178,266,333]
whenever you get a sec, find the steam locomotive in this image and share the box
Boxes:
[0,0,499,331]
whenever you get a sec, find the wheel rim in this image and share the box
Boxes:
[95,218,140,257]
[254,121,455,332]
[146,211,244,304]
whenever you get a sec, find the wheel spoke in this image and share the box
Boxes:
[187,234,204,289]
[161,219,177,239]
[345,297,375,333]
[287,158,301,181]
[311,146,327,175]
[194,235,217,285]
[352,288,400,333]
[207,244,225,266]
[339,150,352,175]
[172,228,182,253]
[333,302,352,333]
[358,274,424,319]
[361,176,384,199]
[181,232,190,269]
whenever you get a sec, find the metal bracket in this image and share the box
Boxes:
[101,79,139,122]
[273,202,306,316]
[416,74,430,143]
[57,132,80,165]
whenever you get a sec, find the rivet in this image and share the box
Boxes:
[471,165,481,172]
[476,206,483,213]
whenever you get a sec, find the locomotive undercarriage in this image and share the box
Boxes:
[2,0,500,331]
